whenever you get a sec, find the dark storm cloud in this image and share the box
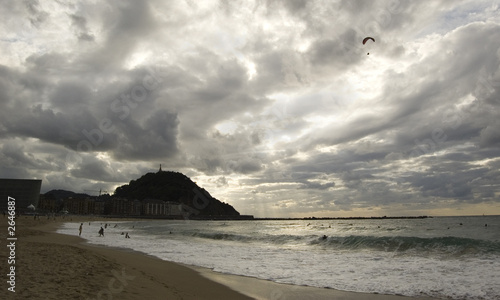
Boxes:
[186,128,265,175]
[68,154,134,184]
[406,170,474,199]
[1,140,54,171]
[282,0,308,14]
[113,109,179,160]
[0,34,179,160]
[70,156,114,182]
[306,21,500,155]
[24,0,48,28]
[6,105,102,149]
[69,14,95,42]
[479,122,500,148]
[0,66,14,106]
[49,80,93,111]
[0,0,499,216]
[171,54,276,173]
[298,180,335,190]
[78,0,157,72]
[69,14,87,31]
[308,29,364,69]
[24,52,69,75]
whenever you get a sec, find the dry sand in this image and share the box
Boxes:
[1,216,252,299]
[1,215,438,299]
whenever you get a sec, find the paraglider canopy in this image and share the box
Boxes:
[362,37,375,44]
[362,37,375,55]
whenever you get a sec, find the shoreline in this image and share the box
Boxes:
[2,216,439,299]
[193,265,440,300]
[2,216,251,299]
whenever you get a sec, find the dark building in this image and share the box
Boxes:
[104,197,142,216]
[64,197,94,215]
[38,194,57,212]
[61,197,107,215]
[0,179,42,213]
[142,199,183,216]
[94,199,105,215]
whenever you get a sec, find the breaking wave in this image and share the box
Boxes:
[310,235,500,256]
[186,231,499,256]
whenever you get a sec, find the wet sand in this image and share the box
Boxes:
[0,216,438,299]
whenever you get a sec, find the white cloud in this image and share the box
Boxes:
[1,0,499,217]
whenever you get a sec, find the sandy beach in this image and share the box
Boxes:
[1,216,438,299]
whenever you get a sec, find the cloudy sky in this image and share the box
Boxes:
[1,0,499,217]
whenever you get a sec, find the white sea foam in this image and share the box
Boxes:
[58,216,500,300]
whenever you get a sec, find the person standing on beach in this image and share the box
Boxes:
[98,227,104,237]
[79,223,83,236]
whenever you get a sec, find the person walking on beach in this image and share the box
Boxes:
[79,223,83,236]
[98,227,104,237]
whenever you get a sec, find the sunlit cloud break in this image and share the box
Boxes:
[1,0,499,217]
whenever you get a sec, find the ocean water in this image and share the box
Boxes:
[58,216,500,299]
